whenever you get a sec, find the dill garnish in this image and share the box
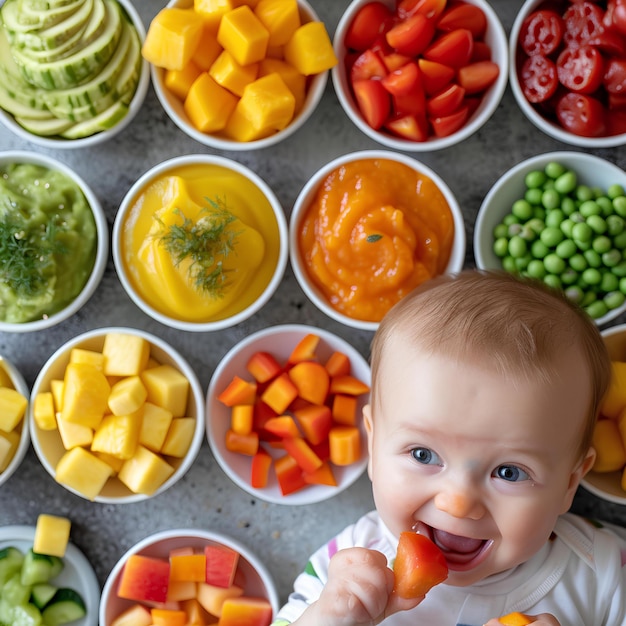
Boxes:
[367,234,383,243]
[156,197,240,298]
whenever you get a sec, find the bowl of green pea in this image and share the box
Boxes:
[474,151,626,326]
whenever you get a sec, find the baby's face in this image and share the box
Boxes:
[365,335,595,587]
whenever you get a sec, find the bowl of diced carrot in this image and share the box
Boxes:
[28,327,205,504]
[100,527,280,626]
[143,0,336,150]
[206,324,371,505]
[581,323,626,506]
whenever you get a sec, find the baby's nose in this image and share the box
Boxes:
[434,490,485,520]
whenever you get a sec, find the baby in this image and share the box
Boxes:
[271,270,626,626]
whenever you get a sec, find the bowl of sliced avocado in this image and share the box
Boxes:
[0,0,150,148]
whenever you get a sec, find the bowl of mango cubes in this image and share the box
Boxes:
[582,323,626,506]
[142,0,336,150]
[206,324,371,505]
[0,355,30,488]
[100,528,279,626]
[28,327,205,503]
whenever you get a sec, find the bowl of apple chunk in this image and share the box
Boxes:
[28,327,205,503]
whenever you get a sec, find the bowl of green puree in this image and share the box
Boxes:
[0,151,108,332]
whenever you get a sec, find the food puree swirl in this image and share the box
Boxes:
[298,158,455,322]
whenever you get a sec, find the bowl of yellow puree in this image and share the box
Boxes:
[0,150,108,332]
[113,154,288,331]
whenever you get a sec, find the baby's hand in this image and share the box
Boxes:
[484,612,562,626]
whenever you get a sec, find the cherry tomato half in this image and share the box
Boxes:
[344,2,394,52]
[557,45,604,94]
[520,54,559,103]
[604,58,626,95]
[563,2,605,48]
[556,92,606,137]
[519,9,564,57]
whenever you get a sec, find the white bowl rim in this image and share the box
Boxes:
[112,154,289,332]
[152,0,328,151]
[331,0,509,152]
[509,0,626,149]
[289,149,466,332]
[473,150,626,327]
[99,527,280,625]
[0,0,151,150]
[206,323,371,505]
[0,356,30,488]
[0,150,109,333]
[29,326,205,504]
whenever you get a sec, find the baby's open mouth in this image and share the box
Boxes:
[430,528,492,570]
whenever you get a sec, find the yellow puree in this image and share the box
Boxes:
[121,164,281,322]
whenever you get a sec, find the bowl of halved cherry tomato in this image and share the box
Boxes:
[332,0,509,150]
[511,0,626,147]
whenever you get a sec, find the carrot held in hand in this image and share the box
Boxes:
[498,612,533,625]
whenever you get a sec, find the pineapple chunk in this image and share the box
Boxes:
[108,376,148,416]
[69,348,105,370]
[61,363,111,430]
[161,417,196,457]
[0,429,19,472]
[94,451,125,474]
[254,0,301,47]
[55,447,113,500]
[141,365,190,417]
[57,416,93,450]
[91,409,144,460]
[118,445,175,495]
[139,402,174,452]
[33,514,71,557]
[102,333,151,377]
[283,21,337,75]
[0,387,27,432]
[50,380,64,411]
[33,392,57,431]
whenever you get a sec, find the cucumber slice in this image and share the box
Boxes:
[40,588,85,626]
[30,583,57,610]
[13,0,85,31]
[10,602,42,626]
[60,99,127,138]
[1,573,31,606]
[19,551,63,586]
[0,547,25,585]
[15,115,74,135]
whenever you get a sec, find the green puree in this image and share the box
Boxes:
[0,163,97,323]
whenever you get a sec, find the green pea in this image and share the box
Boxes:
[526,217,545,235]
[503,214,520,226]
[613,196,626,217]
[540,226,564,248]
[580,200,601,218]
[582,267,602,285]
[584,249,602,268]
[608,184,625,200]
[525,188,543,206]
[545,162,567,179]
[561,267,579,285]
[508,223,523,237]
[560,218,575,239]
[515,254,531,271]
[605,291,626,310]
[531,239,550,258]
[565,286,584,303]
[601,272,619,292]
[587,214,607,234]
[612,260,626,277]
[519,225,537,241]
[570,211,585,223]
[620,277,626,294]
[509,235,528,258]
[613,230,626,249]
[602,249,622,268]
[576,185,594,202]
[544,274,562,290]
[556,239,577,259]
[569,253,588,272]
[554,171,577,195]
[574,239,591,251]
[586,300,608,319]
[545,209,565,228]
[542,188,561,211]
[561,197,577,216]
[512,199,534,221]
[525,170,547,189]
[592,235,612,254]
[526,259,546,279]
[597,196,613,217]
[544,253,566,274]
[494,237,509,257]
[572,222,593,242]
[591,186,605,199]
[533,206,546,221]
[607,214,625,237]
[502,256,517,273]
[581,290,597,307]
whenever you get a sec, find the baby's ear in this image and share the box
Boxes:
[560,447,596,514]
[363,404,374,479]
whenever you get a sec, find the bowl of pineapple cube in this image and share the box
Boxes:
[28,327,205,503]
[143,0,336,150]
[0,355,30,488]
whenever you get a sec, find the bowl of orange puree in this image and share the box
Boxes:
[290,151,465,331]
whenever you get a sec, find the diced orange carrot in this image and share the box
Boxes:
[225,429,259,456]
[264,415,300,438]
[294,404,332,445]
[218,376,258,406]
[251,449,272,488]
[303,461,337,486]
[288,361,329,405]
[332,394,358,426]
[231,404,254,435]
[246,351,282,383]
[283,437,323,474]
[150,608,187,626]
[329,375,370,396]
[329,426,361,466]
[275,454,306,495]
[287,333,320,364]
[261,372,298,413]
[325,351,351,377]
[169,553,206,582]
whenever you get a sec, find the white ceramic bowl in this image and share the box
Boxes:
[510,0,626,148]
[0,356,30,488]
[332,0,508,151]
[0,0,150,149]
[1,525,100,626]
[100,528,279,626]
[290,150,466,331]
[29,327,205,504]
[474,151,626,326]
[0,151,108,333]
[206,324,371,505]
[113,154,288,332]
[582,323,626,506]
[150,0,329,151]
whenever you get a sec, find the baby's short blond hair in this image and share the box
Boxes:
[370,270,611,459]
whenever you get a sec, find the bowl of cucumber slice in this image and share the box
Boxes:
[0,0,150,148]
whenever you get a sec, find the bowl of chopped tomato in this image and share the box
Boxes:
[510,0,626,147]
[206,325,371,505]
[332,0,509,150]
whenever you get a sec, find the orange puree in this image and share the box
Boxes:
[298,158,455,322]
[121,163,281,322]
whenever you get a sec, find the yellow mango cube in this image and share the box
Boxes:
[284,21,337,75]
[55,447,113,501]
[184,73,238,132]
[94,451,125,475]
[91,409,144,460]
[139,402,174,452]
[57,417,93,450]
[103,333,151,377]
[61,362,110,430]
[0,387,27,432]
[0,429,19,472]
[108,604,152,626]
[194,0,239,31]
[0,366,13,388]
[592,419,626,472]
[141,364,190,417]
[33,392,57,431]
[254,0,300,47]
[217,5,269,66]
[223,105,273,141]
[108,376,148,416]
[197,583,244,617]
[259,57,306,112]
[69,348,104,370]
[33,514,71,557]
[50,379,64,412]
[191,26,223,71]
[142,7,205,71]
[237,72,295,131]
[165,60,203,100]
[161,417,196,457]
[210,50,259,97]
[118,445,175,495]
[600,361,626,419]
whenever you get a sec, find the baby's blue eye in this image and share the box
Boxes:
[494,465,530,482]
[411,447,441,465]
